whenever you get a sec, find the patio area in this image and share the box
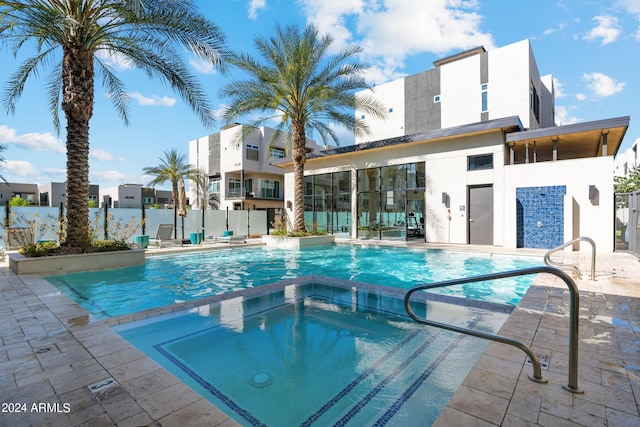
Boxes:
[0,242,638,426]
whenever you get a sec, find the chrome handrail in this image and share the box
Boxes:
[544,236,596,281]
[404,266,582,393]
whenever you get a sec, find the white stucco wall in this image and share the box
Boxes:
[440,53,482,128]
[356,79,405,144]
[503,156,614,252]
[284,137,615,251]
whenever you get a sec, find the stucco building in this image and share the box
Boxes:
[279,39,629,252]
[188,124,322,212]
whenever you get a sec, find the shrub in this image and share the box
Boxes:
[18,241,59,257]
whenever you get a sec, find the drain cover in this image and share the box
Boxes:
[88,378,118,394]
[525,353,550,370]
[249,372,274,388]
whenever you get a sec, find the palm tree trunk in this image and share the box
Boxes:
[292,123,307,232]
[61,45,94,250]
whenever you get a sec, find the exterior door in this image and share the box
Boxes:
[468,185,493,245]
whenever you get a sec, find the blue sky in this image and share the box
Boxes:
[1,0,639,190]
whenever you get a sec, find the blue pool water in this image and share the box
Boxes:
[117,281,510,426]
[46,244,542,319]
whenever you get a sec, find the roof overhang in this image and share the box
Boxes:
[276,116,524,168]
[505,116,630,159]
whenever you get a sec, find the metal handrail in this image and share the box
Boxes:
[544,236,596,281]
[404,266,582,393]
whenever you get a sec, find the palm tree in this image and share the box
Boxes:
[221,24,385,233]
[0,0,228,250]
[0,144,6,183]
[142,148,198,236]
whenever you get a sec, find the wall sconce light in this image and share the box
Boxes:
[441,192,450,208]
[286,200,292,210]
[588,185,597,200]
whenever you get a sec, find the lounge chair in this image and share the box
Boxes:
[214,234,246,244]
[149,224,177,248]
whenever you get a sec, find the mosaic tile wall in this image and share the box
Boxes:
[516,185,566,249]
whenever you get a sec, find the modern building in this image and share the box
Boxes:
[188,124,322,212]
[39,182,100,207]
[100,184,177,209]
[0,182,39,205]
[614,138,639,178]
[278,39,629,252]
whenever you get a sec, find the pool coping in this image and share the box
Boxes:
[2,243,639,426]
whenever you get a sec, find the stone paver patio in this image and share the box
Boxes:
[1,241,638,426]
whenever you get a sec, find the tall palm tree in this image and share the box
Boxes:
[0,0,228,250]
[221,23,385,232]
[142,148,198,236]
[0,144,6,183]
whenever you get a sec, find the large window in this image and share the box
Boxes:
[208,177,221,193]
[259,179,280,198]
[357,162,425,240]
[269,147,285,160]
[303,171,351,233]
[228,178,241,197]
[468,154,493,171]
[245,144,259,161]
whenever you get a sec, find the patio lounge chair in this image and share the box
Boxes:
[214,234,246,244]
[149,224,177,248]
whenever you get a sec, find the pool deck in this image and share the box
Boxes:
[1,240,638,426]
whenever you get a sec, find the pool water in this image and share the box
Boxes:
[46,245,542,319]
[117,282,509,426]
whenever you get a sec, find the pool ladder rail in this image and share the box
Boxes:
[544,236,596,281]
[404,266,583,393]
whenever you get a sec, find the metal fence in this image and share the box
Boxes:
[1,205,268,249]
[615,190,640,257]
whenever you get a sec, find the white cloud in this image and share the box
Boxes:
[248,0,267,20]
[543,21,567,36]
[91,148,123,161]
[189,57,218,75]
[96,49,135,71]
[576,93,587,101]
[300,0,495,83]
[0,125,65,153]
[128,92,177,107]
[584,15,621,45]
[616,0,640,15]
[554,106,581,126]
[553,78,567,98]
[582,72,625,97]
[90,170,129,184]
[2,160,38,177]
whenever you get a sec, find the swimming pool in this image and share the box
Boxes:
[46,244,542,319]
[117,280,510,426]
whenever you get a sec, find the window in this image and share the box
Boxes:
[530,84,540,122]
[388,107,393,113]
[269,147,286,160]
[244,179,253,196]
[468,154,493,171]
[208,177,221,193]
[143,196,154,204]
[434,95,441,103]
[481,84,488,112]
[228,178,241,197]
[245,144,259,161]
[259,179,280,198]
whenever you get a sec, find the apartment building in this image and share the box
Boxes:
[188,124,322,211]
[0,182,39,205]
[39,182,100,207]
[279,39,629,251]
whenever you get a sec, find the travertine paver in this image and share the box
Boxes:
[1,244,638,426]
[433,249,640,426]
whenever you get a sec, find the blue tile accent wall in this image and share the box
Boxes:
[516,186,566,249]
